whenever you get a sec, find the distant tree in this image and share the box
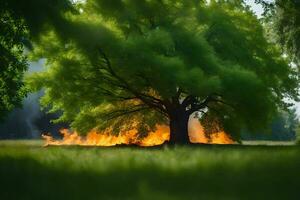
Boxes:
[286,108,299,139]
[257,0,300,65]
[270,109,298,141]
[0,0,74,120]
[28,0,299,144]
[241,109,298,141]
[269,114,288,140]
[296,123,300,143]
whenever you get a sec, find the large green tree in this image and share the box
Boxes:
[0,0,73,120]
[28,0,299,144]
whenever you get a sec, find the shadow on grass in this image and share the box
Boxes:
[0,145,299,200]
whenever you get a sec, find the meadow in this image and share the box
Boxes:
[0,140,299,200]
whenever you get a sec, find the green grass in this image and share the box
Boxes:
[242,140,296,146]
[0,140,299,200]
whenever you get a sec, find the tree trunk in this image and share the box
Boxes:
[169,109,190,145]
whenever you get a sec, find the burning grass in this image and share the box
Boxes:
[42,125,170,147]
[0,140,299,200]
[42,118,234,146]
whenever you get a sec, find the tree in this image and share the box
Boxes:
[242,109,298,141]
[28,0,299,144]
[286,108,299,139]
[0,2,28,120]
[0,0,74,120]
[257,0,300,65]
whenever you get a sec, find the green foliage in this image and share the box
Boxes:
[0,0,75,120]
[27,0,299,139]
[242,108,299,141]
[259,0,300,65]
[286,108,299,137]
[0,4,28,120]
[296,125,300,144]
[0,141,300,199]
[2,0,75,38]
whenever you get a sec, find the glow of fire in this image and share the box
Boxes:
[188,117,234,144]
[42,117,234,146]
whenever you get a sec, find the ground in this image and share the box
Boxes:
[0,140,299,200]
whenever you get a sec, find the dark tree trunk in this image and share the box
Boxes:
[169,108,190,145]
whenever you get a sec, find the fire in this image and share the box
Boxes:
[42,125,170,147]
[42,118,234,146]
[188,117,234,144]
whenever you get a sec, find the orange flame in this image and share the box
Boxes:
[42,125,170,147]
[42,118,234,146]
[189,117,234,144]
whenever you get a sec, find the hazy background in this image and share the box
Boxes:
[0,60,68,139]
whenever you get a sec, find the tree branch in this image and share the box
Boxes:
[97,48,169,116]
[187,93,234,115]
[104,105,149,121]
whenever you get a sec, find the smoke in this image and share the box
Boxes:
[0,60,67,139]
[0,92,41,139]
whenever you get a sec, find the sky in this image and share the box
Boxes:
[245,0,265,18]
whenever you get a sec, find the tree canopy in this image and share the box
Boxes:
[0,0,73,120]
[0,2,28,120]
[258,0,300,65]
[28,0,299,144]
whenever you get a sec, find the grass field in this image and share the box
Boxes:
[0,140,299,200]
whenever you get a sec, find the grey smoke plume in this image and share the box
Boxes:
[0,60,68,139]
[0,92,42,139]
